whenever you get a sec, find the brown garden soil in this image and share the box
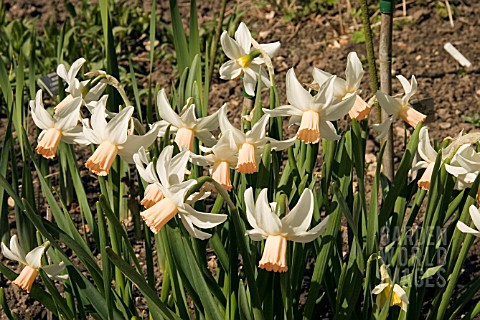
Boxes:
[2,0,480,318]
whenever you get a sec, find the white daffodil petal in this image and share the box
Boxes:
[469,205,480,231]
[268,136,296,151]
[313,75,336,107]
[106,106,134,145]
[373,117,393,140]
[246,229,267,241]
[31,91,54,130]
[169,150,190,185]
[157,89,184,129]
[322,94,356,121]
[197,104,224,132]
[179,214,213,240]
[63,126,91,145]
[319,121,341,141]
[219,108,245,144]
[219,60,242,80]
[181,204,227,228]
[82,126,101,145]
[10,235,27,262]
[242,68,257,97]
[67,58,86,83]
[312,68,333,87]
[118,125,159,163]
[54,96,82,130]
[288,216,330,243]
[25,246,47,269]
[1,239,24,264]
[281,189,313,233]
[376,91,403,116]
[245,188,261,230]
[457,221,480,236]
[259,42,280,57]
[90,100,108,139]
[180,105,197,128]
[220,31,244,60]
[418,127,437,162]
[235,22,251,54]
[42,262,66,278]
[345,52,364,91]
[85,82,107,102]
[286,68,312,111]
[445,164,469,177]
[248,114,269,141]
[56,64,69,83]
[372,283,390,295]
[393,284,409,311]
[255,189,282,234]
[263,105,303,117]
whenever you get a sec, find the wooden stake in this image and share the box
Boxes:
[379,0,395,181]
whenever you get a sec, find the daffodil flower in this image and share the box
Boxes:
[372,264,408,312]
[134,146,190,208]
[244,187,329,272]
[445,144,480,199]
[374,75,426,139]
[1,235,67,293]
[82,100,159,176]
[220,22,280,97]
[140,147,227,239]
[55,57,106,112]
[411,127,438,190]
[31,90,87,159]
[190,131,239,191]
[219,110,295,174]
[263,68,355,144]
[156,89,223,151]
[312,52,370,120]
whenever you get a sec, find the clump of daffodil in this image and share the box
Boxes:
[244,187,329,272]
[374,75,426,139]
[139,146,226,239]
[31,90,88,159]
[220,22,280,97]
[219,109,295,174]
[372,264,408,312]
[312,52,370,120]
[156,89,224,151]
[190,131,239,191]
[264,68,355,144]
[82,100,159,176]
[55,57,106,112]
[1,235,68,293]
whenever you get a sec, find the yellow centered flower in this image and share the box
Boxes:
[36,128,63,159]
[297,110,321,144]
[85,141,119,176]
[258,235,288,272]
[237,143,257,174]
[237,55,252,69]
[212,160,232,191]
